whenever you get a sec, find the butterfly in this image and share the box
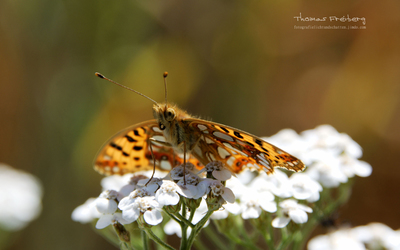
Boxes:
[93,72,305,177]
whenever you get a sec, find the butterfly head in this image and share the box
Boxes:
[152,103,177,131]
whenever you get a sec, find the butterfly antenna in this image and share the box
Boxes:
[163,72,168,104]
[95,72,159,106]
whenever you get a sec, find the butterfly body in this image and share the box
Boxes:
[94,72,305,176]
[152,103,200,155]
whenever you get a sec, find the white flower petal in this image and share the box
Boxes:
[156,191,180,206]
[144,210,163,225]
[121,206,140,223]
[288,209,308,224]
[297,204,313,213]
[224,202,241,215]
[164,219,182,237]
[118,196,135,210]
[272,217,291,228]
[178,184,200,199]
[221,187,235,203]
[259,200,277,213]
[71,198,101,223]
[241,206,261,219]
[353,161,372,177]
[212,169,232,181]
[119,184,136,197]
[95,214,113,229]
[96,198,118,214]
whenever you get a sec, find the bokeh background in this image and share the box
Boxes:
[1,0,399,249]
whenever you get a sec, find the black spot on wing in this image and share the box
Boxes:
[133,146,143,151]
[125,135,137,142]
[234,131,244,139]
[254,138,263,146]
[261,147,269,153]
[133,129,140,136]
[219,126,229,133]
[110,142,122,151]
[245,141,255,147]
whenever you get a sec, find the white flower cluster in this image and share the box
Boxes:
[72,164,235,230]
[266,125,372,188]
[208,125,372,228]
[72,125,372,236]
[308,222,400,250]
[0,163,43,231]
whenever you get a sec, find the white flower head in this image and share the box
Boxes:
[308,229,365,250]
[72,198,101,224]
[211,202,241,220]
[169,163,196,181]
[0,164,43,231]
[289,173,322,202]
[96,212,129,229]
[309,222,400,250]
[252,170,293,198]
[306,152,348,188]
[199,179,235,203]
[240,190,277,219]
[122,188,153,204]
[95,190,127,229]
[338,133,363,159]
[119,175,149,197]
[176,173,204,199]
[203,161,232,181]
[272,199,312,228]
[301,125,342,153]
[137,177,163,194]
[352,222,400,249]
[339,155,372,178]
[119,196,163,225]
[155,180,186,206]
[96,190,120,214]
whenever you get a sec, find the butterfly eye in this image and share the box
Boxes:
[159,122,166,130]
[165,108,176,121]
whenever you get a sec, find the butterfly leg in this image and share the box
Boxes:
[145,138,157,186]
[183,141,187,185]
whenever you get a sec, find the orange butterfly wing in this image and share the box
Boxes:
[185,119,305,174]
[94,120,202,175]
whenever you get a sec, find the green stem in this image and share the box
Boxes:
[276,226,292,250]
[174,212,195,228]
[141,230,149,250]
[142,227,175,250]
[188,208,196,223]
[180,202,188,250]
[119,241,134,250]
[163,209,181,223]
[186,209,215,249]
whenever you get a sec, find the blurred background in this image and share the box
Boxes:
[0,0,399,249]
